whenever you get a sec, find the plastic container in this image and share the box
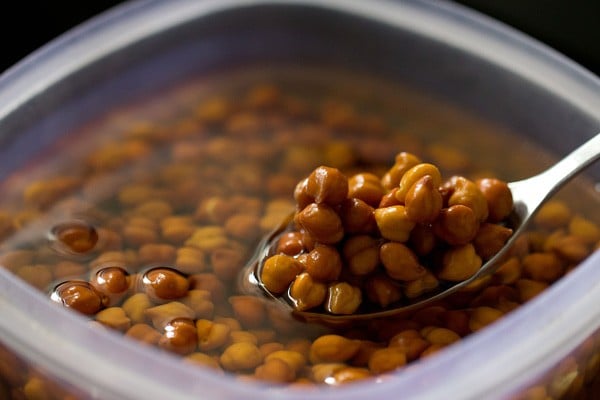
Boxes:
[0,1,598,399]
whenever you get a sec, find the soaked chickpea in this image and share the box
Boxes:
[2,77,598,395]
[142,267,189,302]
[51,281,105,315]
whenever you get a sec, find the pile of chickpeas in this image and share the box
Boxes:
[260,160,513,314]
[0,74,598,399]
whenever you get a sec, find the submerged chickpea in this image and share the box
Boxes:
[143,267,189,302]
[52,281,105,315]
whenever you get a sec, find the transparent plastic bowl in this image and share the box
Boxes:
[0,1,599,399]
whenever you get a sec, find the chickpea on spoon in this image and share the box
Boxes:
[241,133,600,323]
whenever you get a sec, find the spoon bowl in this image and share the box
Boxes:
[240,133,600,323]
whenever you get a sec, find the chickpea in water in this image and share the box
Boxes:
[0,75,598,397]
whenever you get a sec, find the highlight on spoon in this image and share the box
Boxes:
[242,152,517,320]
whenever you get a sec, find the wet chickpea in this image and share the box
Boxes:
[434,205,479,246]
[51,221,99,254]
[381,152,422,191]
[438,244,482,282]
[309,335,361,363]
[159,318,198,355]
[229,295,266,328]
[342,235,380,276]
[276,231,305,256]
[347,173,385,207]
[404,175,443,223]
[96,307,131,332]
[90,266,130,306]
[368,347,407,374]
[380,242,426,281]
[51,281,104,315]
[289,272,327,311]
[522,253,564,282]
[338,198,376,235]
[469,306,504,332]
[255,358,296,383]
[325,282,362,315]
[395,163,442,204]
[305,166,348,206]
[260,254,303,295]
[145,301,196,331]
[301,245,342,282]
[534,200,572,229]
[295,203,344,244]
[196,319,232,351]
[389,330,430,361]
[444,176,489,222]
[220,342,264,372]
[476,178,513,222]
[374,205,416,242]
[365,274,402,308]
[473,223,513,260]
[143,267,189,302]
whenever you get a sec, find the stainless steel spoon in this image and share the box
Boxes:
[240,133,600,324]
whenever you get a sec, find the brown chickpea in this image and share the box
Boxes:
[469,306,504,332]
[220,342,264,372]
[374,205,416,242]
[255,358,296,383]
[368,347,407,373]
[289,272,327,311]
[139,243,177,266]
[339,198,377,234]
[90,266,130,306]
[403,271,439,299]
[522,253,564,282]
[409,224,437,256]
[305,166,348,206]
[158,318,198,355]
[51,281,104,315]
[476,178,513,222]
[473,223,513,260]
[404,175,443,223]
[444,176,489,222]
[365,274,402,308]
[293,178,312,211]
[260,254,303,295]
[125,323,162,345]
[395,163,442,204]
[388,330,429,361]
[325,282,362,315]
[434,205,479,245]
[380,242,426,281]
[342,235,380,276]
[196,319,232,351]
[276,231,306,256]
[347,173,385,207]
[309,334,361,363]
[438,244,482,281]
[51,221,99,254]
[533,200,572,229]
[142,267,189,302]
[229,295,266,328]
[211,247,244,281]
[301,245,342,282]
[295,203,344,244]
[381,152,422,191]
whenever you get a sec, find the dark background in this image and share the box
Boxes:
[0,0,599,76]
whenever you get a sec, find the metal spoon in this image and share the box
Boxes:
[240,133,600,324]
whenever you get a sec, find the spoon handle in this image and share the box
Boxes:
[508,133,600,217]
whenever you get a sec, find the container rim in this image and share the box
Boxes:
[0,1,598,399]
